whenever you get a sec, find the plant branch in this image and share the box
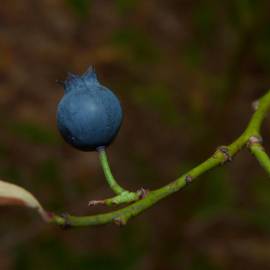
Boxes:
[248,136,270,176]
[48,90,270,227]
[97,147,125,195]
[88,147,141,206]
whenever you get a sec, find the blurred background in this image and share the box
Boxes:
[1,0,270,269]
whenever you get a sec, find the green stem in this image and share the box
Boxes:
[91,147,141,206]
[97,147,125,195]
[249,140,270,176]
[49,89,270,227]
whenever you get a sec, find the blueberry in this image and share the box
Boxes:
[56,67,123,151]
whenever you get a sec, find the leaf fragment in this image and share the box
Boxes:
[0,180,50,221]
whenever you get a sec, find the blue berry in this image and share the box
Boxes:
[56,67,123,151]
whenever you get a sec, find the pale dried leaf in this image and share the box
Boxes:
[0,180,49,221]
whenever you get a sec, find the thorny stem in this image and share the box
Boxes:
[49,90,270,227]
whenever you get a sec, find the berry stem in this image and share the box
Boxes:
[97,147,126,195]
[92,147,144,206]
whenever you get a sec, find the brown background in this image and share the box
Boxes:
[1,1,270,269]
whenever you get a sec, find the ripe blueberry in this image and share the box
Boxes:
[56,67,123,151]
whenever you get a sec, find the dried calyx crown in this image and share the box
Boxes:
[64,66,99,93]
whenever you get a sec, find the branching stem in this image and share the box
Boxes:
[49,90,270,227]
[248,136,270,176]
[88,147,141,206]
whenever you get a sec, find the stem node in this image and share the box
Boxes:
[217,146,232,163]
[113,217,127,226]
[185,175,193,185]
[60,213,72,229]
[247,135,263,147]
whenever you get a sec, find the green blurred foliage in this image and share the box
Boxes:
[191,253,223,270]
[193,2,217,39]
[115,0,140,14]
[7,121,60,146]
[15,227,147,270]
[130,84,180,126]
[66,0,92,17]
[193,168,235,220]
[183,42,204,69]
[111,28,160,64]
[37,159,60,184]
[255,27,270,71]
